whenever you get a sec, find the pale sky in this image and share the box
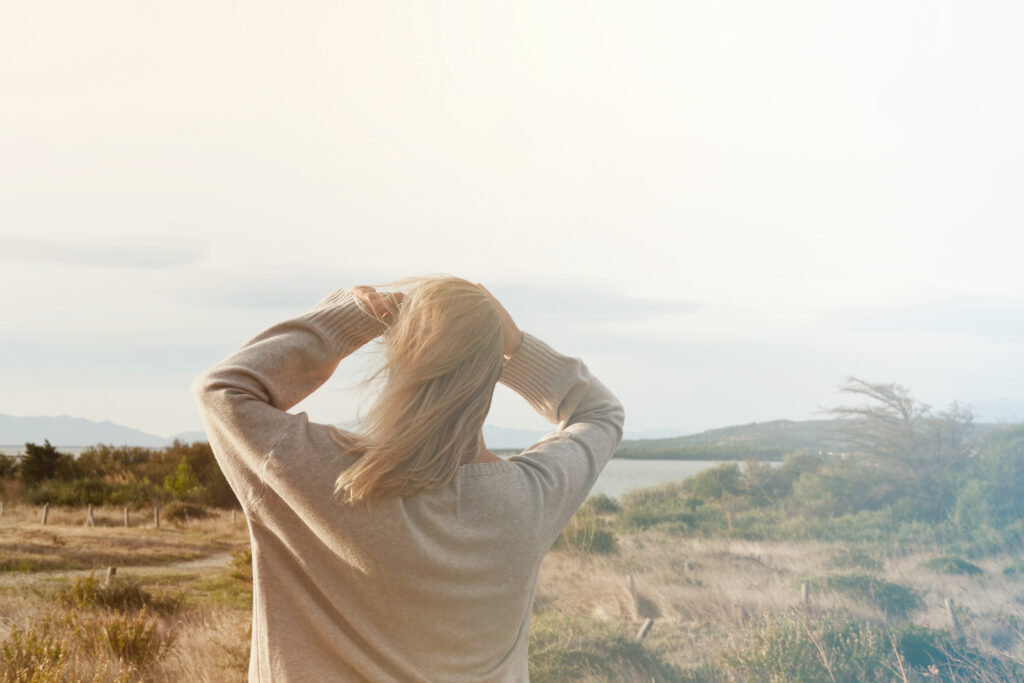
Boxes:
[2,1,1023,440]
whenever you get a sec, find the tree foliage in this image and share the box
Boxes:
[3,439,238,509]
[19,440,75,484]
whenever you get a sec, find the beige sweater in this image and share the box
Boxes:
[192,288,625,682]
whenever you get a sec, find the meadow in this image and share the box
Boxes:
[3,392,1023,680]
[2,493,1022,681]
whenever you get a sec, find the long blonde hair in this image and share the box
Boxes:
[334,275,504,504]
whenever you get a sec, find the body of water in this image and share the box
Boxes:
[588,459,753,500]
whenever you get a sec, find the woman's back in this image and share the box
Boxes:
[192,282,624,681]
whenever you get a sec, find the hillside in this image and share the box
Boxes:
[613,418,1010,461]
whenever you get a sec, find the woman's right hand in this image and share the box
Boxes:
[476,283,523,359]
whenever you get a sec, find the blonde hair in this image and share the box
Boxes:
[334,275,504,504]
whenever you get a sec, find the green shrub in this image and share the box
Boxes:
[553,512,618,555]
[26,479,162,507]
[924,556,984,576]
[0,618,67,682]
[720,616,894,683]
[231,548,253,586]
[529,614,681,682]
[1,610,173,680]
[584,493,620,515]
[828,547,883,572]
[162,501,212,523]
[58,573,180,614]
[722,617,1024,682]
[684,463,741,500]
[0,454,17,479]
[892,623,1024,680]
[619,492,704,531]
[87,607,170,668]
[1003,558,1024,578]
[809,574,923,618]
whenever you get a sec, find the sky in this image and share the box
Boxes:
[2,1,1023,441]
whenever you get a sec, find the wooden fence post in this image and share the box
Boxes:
[154,504,160,529]
[41,503,49,525]
[123,507,129,528]
[627,574,640,619]
[106,567,117,585]
[946,598,961,637]
[636,618,654,641]
[86,504,95,527]
[801,582,809,606]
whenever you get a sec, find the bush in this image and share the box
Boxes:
[924,556,984,576]
[18,441,75,484]
[809,574,923,618]
[0,616,67,682]
[231,548,253,586]
[26,479,162,507]
[553,512,618,555]
[720,616,895,682]
[827,547,883,572]
[58,573,180,615]
[1003,558,1024,578]
[87,607,170,668]
[529,614,681,682]
[0,454,17,479]
[584,493,620,515]
[618,486,705,531]
[1,609,173,680]
[684,463,741,500]
[162,501,212,523]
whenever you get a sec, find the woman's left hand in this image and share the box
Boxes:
[351,286,404,325]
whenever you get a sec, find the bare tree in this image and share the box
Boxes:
[826,377,976,484]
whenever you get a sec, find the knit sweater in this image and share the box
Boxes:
[191,288,625,682]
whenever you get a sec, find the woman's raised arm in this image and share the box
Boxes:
[191,288,386,510]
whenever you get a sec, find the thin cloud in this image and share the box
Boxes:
[836,292,1024,341]
[182,274,701,322]
[500,285,700,324]
[0,234,204,269]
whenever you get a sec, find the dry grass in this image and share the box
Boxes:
[0,504,247,573]
[2,503,1023,679]
[535,530,1024,676]
[0,505,251,682]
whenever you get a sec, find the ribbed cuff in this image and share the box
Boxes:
[499,332,576,421]
[302,289,387,357]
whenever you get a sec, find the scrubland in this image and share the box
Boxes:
[3,406,1023,680]
[1,499,1022,682]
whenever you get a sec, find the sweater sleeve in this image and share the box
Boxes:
[499,333,625,535]
[191,289,385,510]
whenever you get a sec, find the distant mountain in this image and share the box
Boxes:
[615,419,849,461]
[615,418,1014,461]
[6,412,1013,460]
[483,425,548,449]
[0,414,206,449]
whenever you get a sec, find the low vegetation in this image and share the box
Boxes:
[2,440,237,510]
[1,378,1022,679]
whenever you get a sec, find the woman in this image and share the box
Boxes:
[192,275,624,682]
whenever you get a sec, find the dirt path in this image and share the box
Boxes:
[0,550,236,588]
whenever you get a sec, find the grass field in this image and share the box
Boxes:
[2,502,1022,681]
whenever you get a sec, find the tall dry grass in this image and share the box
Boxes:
[3,502,1023,679]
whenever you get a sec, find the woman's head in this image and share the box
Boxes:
[335,275,504,503]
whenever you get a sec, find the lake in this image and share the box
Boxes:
[588,459,758,500]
